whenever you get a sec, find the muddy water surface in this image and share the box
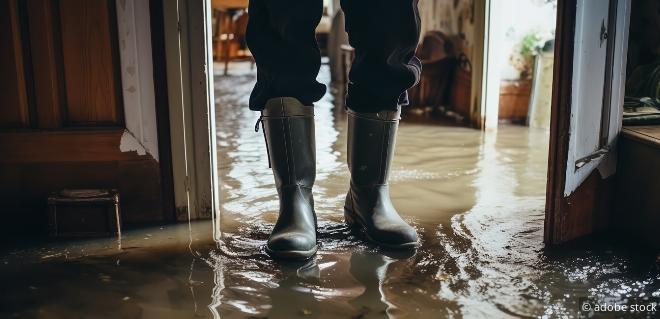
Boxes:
[1,63,658,319]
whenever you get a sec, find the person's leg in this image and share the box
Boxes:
[340,0,421,112]
[246,0,326,110]
[246,0,323,259]
[341,0,421,249]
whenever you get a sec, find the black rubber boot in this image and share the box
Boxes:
[258,97,317,260]
[344,108,418,249]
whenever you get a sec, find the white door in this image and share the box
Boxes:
[564,0,630,196]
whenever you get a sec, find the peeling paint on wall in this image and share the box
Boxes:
[115,0,160,161]
[119,130,147,156]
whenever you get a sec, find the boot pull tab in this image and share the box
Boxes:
[254,116,262,133]
[255,115,272,168]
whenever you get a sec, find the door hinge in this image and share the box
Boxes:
[575,147,609,170]
[600,19,608,48]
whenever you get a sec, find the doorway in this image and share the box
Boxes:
[205,0,647,317]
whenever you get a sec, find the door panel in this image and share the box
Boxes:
[563,0,630,196]
[0,0,30,128]
[59,0,122,126]
[26,0,63,129]
[570,0,609,161]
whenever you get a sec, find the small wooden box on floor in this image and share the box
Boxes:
[48,189,121,237]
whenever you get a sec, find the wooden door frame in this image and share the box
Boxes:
[470,0,489,130]
[160,0,625,243]
[162,0,220,224]
[115,0,178,222]
[150,0,177,222]
[475,0,498,131]
[544,0,577,245]
[544,0,630,245]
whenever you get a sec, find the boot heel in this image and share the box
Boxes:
[344,207,359,229]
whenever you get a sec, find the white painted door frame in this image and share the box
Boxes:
[480,0,499,131]
[456,0,490,130]
[461,0,490,130]
[162,0,219,225]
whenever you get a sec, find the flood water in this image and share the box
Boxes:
[1,62,658,319]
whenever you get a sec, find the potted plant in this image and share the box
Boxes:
[499,32,545,122]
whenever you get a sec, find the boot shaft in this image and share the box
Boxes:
[260,97,316,189]
[347,108,400,186]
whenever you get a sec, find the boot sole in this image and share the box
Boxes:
[265,245,318,260]
[344,208,418,250]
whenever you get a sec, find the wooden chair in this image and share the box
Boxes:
[212,0,250,75]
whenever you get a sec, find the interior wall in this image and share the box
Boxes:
[417,0,492,128]
[418,0,477,63]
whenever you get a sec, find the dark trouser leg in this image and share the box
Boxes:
[245,0,326,111]
[340,0,422,112]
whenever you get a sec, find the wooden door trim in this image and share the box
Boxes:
[162,0,191,220]
[107,0,126,127]
[150,0,176,222]
[471,0,488,130]
[545,0,629,245]
[544,0,576,245]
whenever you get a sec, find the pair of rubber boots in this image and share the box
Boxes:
[258,97,417,260]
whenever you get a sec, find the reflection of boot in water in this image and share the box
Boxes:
[267,260,321,318]
[348,252,393,318]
